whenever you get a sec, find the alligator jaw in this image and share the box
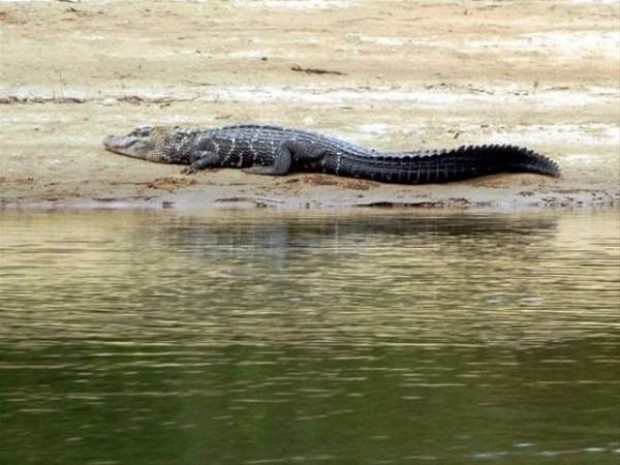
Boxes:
[103,134,152,160]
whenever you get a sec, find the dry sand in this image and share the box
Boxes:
[1,0,619,211]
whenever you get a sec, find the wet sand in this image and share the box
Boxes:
[1,0,619,211]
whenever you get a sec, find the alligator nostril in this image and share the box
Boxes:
[102,135,115,148]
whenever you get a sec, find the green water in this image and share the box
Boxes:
[0,209,618,465]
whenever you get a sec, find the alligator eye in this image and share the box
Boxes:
[130,126,152,137]
[138,127,152,137]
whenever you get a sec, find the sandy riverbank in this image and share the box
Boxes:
[1,0,618,211]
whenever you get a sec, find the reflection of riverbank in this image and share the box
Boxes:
[2,208,618,464]
[1,209,617,348]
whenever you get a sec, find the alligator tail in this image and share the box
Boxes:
[351,145,561,184]
[444,144,560,178]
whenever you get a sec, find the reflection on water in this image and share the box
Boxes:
[0,209,618,465]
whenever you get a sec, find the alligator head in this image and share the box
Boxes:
[103,126,191,164]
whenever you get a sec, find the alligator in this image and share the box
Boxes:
[103,124,560,184]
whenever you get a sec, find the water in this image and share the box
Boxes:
[0,209,618,465]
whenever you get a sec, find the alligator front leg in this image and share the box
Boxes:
[181,150,221,174]
[244,140,326,176]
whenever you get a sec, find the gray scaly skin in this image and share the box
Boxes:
[103,124,560,184]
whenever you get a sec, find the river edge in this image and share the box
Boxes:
[1,180,618,213]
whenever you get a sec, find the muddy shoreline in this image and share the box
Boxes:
[1,0,619,211]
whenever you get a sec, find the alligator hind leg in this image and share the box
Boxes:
[244,140,325,176]
[244,146,292,175]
